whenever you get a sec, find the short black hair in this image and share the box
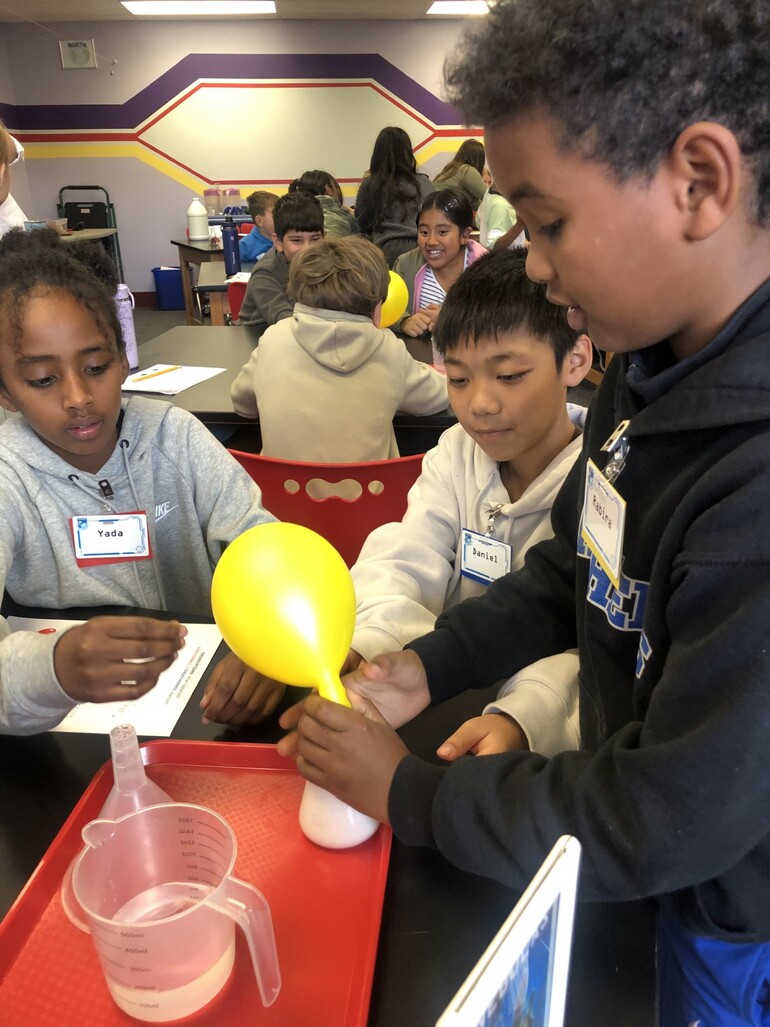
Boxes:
[272,193,324,239]
[445,0,770,224]
[432,248,578,367]
[0,228,123,355]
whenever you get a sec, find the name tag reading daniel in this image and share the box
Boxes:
[460,528,512,586]
[71,512,152,568]
[581,459,626,588]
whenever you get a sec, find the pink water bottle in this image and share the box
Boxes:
[115,284,139,370]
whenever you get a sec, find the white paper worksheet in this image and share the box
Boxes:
[122,364,226,396]
[7,617,223,736]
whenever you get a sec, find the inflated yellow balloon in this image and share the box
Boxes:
[377,270,409,329]
[211,523,355,706]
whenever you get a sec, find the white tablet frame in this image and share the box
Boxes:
[436,835,582,1027]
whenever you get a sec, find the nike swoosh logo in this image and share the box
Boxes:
[155,505,179,523]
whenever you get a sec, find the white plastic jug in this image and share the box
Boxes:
[72,801,281,1021]
[186,196,209,241]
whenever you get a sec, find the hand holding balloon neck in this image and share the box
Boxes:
[211,523,379,848]
[317,667,351,707]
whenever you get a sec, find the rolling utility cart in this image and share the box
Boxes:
[57,184,125,282]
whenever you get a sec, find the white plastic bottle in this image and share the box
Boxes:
[186,196,209,241]
[115,284,139,370]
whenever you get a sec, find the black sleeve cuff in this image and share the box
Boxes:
[388,754,446,848]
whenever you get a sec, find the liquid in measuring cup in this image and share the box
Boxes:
[73,801,281,1020]
[107,942,235,1022]
[103,883,236,1022]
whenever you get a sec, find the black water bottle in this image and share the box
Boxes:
[222,215,241,276]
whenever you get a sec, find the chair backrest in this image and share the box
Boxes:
[237,222,253,236]
[229,450,425,567]
[227,281,248,321]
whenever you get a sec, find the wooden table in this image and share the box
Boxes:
[195,261,255,327]
[196,261,231,326]
[170,237,224,327]
[59,227,117,244]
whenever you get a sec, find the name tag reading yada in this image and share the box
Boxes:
[71,512,152,567]
[460,528,512,586]
[581,459,626,588]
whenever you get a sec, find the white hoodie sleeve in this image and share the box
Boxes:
[351,444,461,660]
[484,651,581,756]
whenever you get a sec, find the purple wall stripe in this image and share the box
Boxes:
[1,53,465,131]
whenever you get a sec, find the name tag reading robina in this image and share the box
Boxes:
[581,459,626,588]
[71,512,152,567]
[460,528,512,586]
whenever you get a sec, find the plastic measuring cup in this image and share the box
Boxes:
[71,802,281,1022]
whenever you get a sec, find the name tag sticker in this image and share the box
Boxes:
[581,459,626,588]
[460,528,512,585]
[71,512,152,567]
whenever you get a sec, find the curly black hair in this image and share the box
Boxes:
[0,228,123,354]
[432,247,578,367]
[445,0,770,223]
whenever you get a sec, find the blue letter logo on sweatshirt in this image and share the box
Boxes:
[578,533,648,632]
[636,631,653,678]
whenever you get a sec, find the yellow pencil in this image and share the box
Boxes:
[132,364,182,382]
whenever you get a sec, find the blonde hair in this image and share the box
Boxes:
[288,235,389,316]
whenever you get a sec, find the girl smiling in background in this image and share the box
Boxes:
[394,189,487,349]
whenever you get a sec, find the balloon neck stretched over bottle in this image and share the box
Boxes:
[315,668,350,707]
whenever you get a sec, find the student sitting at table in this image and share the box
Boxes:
[394,189,487,345]
[431,138,488,211]
[237,193,324,330]
[239,190,279,264]
[288,170,360,237]
[0,230,284,735]
[230,234,448,461]
[350,249,592,756]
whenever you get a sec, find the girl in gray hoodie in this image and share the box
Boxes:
[0,231,279,734]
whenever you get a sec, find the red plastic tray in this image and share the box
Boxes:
[0,740,391,1026]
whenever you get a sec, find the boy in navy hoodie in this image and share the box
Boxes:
[279,1,770,1021]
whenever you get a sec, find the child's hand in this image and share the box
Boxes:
[437,712,529,761]
[343,649,431,728]
[53,616,187,704]
[401,310,435,337]
[282,692,409,824]
[200,650,286,725]
[341,648,363,675]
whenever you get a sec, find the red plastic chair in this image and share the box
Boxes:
[237,222,253,236]
[227,280,248,322]
[229,450,425,567]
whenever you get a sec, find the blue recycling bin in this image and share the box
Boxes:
[152,266,185,311]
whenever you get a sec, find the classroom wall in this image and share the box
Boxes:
[0,19,479,294]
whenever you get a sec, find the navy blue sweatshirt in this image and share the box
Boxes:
[395,278,770,941]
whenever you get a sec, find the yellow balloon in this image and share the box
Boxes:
[377,270,409,329]
[211,523,355,706]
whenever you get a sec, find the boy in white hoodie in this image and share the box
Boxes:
[350,248,592,757]
[230,234,447,461]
